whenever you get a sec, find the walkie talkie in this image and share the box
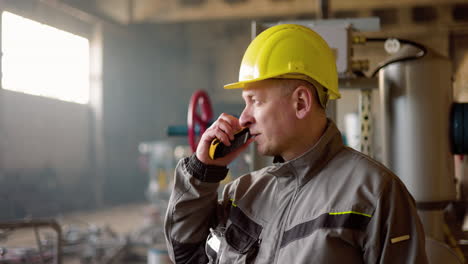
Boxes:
[209,128,251,160]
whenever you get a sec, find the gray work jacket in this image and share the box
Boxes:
[164,121,428,264]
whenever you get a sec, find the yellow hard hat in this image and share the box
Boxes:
[224,24,341,105]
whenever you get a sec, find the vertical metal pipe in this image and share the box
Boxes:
[379,68,392,168]
[317,0,329,19]
[318,0,335,121]
[251,21,258,43]
[127,0,135,24]
[89,23,105,208]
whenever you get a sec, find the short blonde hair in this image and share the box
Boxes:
[273,78,328,109]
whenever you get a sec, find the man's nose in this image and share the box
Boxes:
[239,107,254,127]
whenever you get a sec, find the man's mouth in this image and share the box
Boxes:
[250,133,260,139]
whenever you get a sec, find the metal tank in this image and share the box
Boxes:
[379,46,462,263]
[380,45,455,203]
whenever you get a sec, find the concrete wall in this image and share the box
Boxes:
[0,91,89,171]
[0,1,96,219]
[97,21,250,205]
[0,2,250,219]
[0,90,93,218]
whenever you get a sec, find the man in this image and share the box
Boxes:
[165,24,428,263]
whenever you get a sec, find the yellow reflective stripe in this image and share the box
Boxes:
[230,198,237,207]
[328,211,372,218]
[391,235,410,244]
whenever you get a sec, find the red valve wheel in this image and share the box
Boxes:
[188,90,213,152]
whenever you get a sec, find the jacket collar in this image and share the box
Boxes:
[269,119,344,187]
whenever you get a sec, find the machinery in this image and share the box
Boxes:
[379,44,464,263]
[0,218,138,264]
[149,13,468,262]
[251,19,467,263]
[164,17,468,262]
[0,219,61,264]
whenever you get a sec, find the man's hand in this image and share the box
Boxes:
[196,113,254,167]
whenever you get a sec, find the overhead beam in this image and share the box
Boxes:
[95,0,132,24]
[105,0,468,23]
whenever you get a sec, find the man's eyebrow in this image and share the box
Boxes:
[242,93,253,100]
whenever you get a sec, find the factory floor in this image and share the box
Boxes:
[1,202,156,264]
[455,215,468,263]
[5,203,468,263]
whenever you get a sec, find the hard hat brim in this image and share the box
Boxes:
[223,82,244,89]
[223,74,284,89]
[223,78,264,89]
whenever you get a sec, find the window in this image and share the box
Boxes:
[1,11,90,104]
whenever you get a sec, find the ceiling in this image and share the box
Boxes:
[57,0,468,24]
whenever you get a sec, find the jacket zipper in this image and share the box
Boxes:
[272,184,300,264]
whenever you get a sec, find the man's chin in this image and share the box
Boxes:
[256,145,276,157]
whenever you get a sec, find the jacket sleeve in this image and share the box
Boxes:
[363,176,429,264]
[164,155,230,264]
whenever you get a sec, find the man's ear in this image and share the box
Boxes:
[292,85,313,119]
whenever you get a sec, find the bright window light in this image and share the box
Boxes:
[1,11,90,104]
